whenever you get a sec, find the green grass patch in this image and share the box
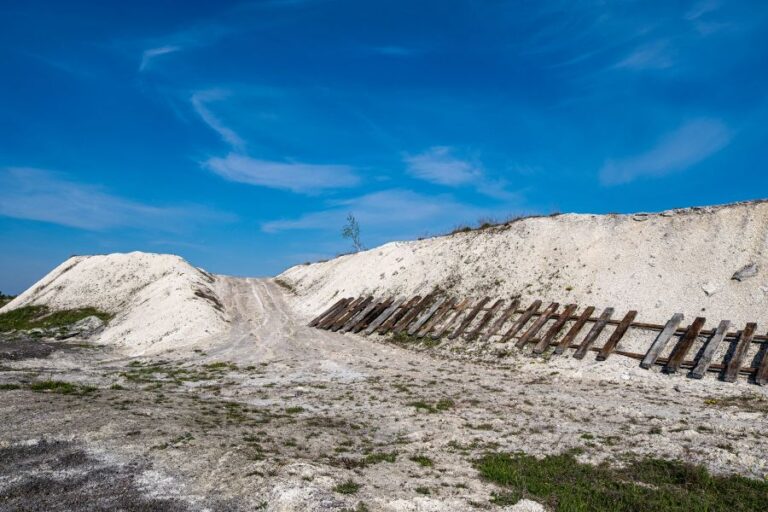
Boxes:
[333,479,361,495]
[410,455,434,467]
[364,451,397,464]
[0,383,21,390]
[29,380,97,395]
[408,398,454,413]
[475,451,768,511]
[0,305,111,332]
[285,406,305,414]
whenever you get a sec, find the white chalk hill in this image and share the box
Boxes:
[0,252,229,355]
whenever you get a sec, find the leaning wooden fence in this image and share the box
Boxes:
[309,295,768,386]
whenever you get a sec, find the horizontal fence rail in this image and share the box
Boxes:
[309,294,768,386]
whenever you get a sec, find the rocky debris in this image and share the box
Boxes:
[56,315,105,340]
[732,263,759,281]
[701,282,720,296]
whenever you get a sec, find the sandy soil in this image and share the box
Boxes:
[2,278,767,511]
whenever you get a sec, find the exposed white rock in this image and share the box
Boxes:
[279,201,768,326]
[0,252,229,355]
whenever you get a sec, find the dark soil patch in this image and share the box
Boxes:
[0,440,189,512]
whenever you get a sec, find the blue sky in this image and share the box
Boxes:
[1,0,767,294]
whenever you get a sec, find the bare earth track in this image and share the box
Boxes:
[1,278,767,511]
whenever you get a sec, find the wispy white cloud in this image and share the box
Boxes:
[372,46,415,56]
[261,188,493,234]
[139,45,182,71]
[0,167,233,231]
[685,0,721,21]
[405,146,482,186]
[203,153,359,194]
[614,41,674,71]
[600,118,732,185]
[191,89,361,194]
[190,89,246,150]
[404,146,519,201]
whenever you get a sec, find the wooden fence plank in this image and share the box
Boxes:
[431,298,471,339]
[533,304,577,354]
[408,296,447,336]
[573,307,614,359]
[500,300,542,343]
[309,298,347,327]
[393,294,434,333]
[690,320,731,379]
[516,302,560,349]
[352,298,393,333]
[664,317,706,373]
[379,296,421,334]
[596,310,637,361]
[554,306,594,355]
[640,313,685,369]
[417,298,456,337]
[341,297,381,333]
[468,299,504,340]
[481,299,519,342]
[364,298,405,335]
[755,339,768,386]
[319,297,360,329]
[723,322,757,383]
[449,297,491,339]
[332,296,372,332]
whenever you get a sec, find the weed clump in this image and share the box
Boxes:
[333,479,361,495]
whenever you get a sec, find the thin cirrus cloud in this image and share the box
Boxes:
[0,167,233,231]
[204,153,359,194]
[190,89,246,150]
[614,41,675,71]
[404,146,518,201]
[139,45,182,71]
[261,188,497,235]
[599,118,732,186]
[191,89,359,194]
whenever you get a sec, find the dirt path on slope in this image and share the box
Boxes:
[0,278,767,511]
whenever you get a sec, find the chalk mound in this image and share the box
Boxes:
[279,200,768,326]
[1,252,229,355]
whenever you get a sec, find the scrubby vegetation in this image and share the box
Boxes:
[0,292,15,308]
[29,380,97,395]
[447,211,561,236]
[475,451,768,511]
[0,305,112,332]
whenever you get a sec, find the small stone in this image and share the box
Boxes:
[702,282,720,296]
[732,263,759,281]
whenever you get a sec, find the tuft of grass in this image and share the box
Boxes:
[0,305,111,332]
[285,406,305,414]
[410,455,434,467]
[364,451,397,464]
[0,383,21,390]
[475,451,768,511]
[408,398,454,413]
[29,380,96,395]
[203,361,238,371]
[415,486,431,495]
[333,479,361,495]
